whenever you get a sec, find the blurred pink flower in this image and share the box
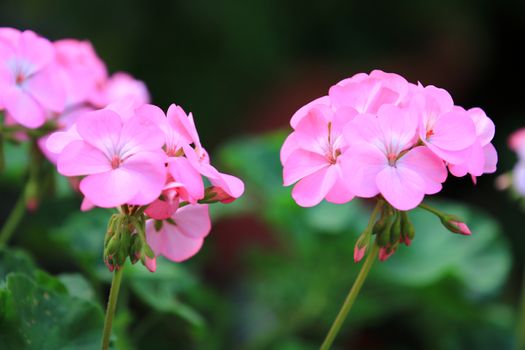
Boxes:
[0,28,65,128]
[54,38,107,107]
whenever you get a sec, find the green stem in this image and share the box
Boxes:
[517,267,525,350]
[320,201,383,350]
[418,202,444,218]
[0,187,27,248]
[101,267,124,350]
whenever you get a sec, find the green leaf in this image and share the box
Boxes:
[0,273,104,350]
[126,258,205,328]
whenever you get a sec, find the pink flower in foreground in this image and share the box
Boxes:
[281,105,355,207]
[56,108,166,207]
[146,204,211,263]
[341,105,447,210]
[0,28,65,128]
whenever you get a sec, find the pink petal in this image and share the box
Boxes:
[283,149,329,186]
[424,142,472,164]
[120,151,167,206]
[57,140,112,176]
[168,156,204,203]
[291,165,337,207]
[45,125,82,154]
[468,107,495,146]
[3,87,46,128]
[18,30,54,74]
[118,115,165,156]
[167,104,198,146]
[429,110,477,151]
[209,172,245,199]
[339,143,385,197]
[290,96,330,128]
[145,198,179,220]
[376,166,426,210]
[79,168,139,208]
[483,143,498,174]
[398,146,447,194]
[324,165,354,203]
[25,65,65,112]
[280,132,300,165]
[448,141,485,178]
[76,109,122,154]
[172,204,211,239]
[146,221,204,263]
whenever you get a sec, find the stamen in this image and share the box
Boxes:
[111,155,121,169]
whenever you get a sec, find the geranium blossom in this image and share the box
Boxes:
[0,28,65,128]
[281,104,354,207]
[56,107,167,208]
[341,105,447,210]
[282,70,498,211]
[146,204,211,264]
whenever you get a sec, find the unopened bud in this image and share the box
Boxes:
[390,213,402,244]
[400,211,415,246]
[440,216,471,236]
[202,186,236,204]
[377,214,394,247]
[379,244,397,261]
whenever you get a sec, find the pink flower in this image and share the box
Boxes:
[55,107,167,208]
[93,72,150,107]
[448,107,497,179]
[54,39,107,107]
[282,104,355,207]
[413,85,477,164]
[329,70,410,115]
[354,245,366,263]
[145,204,211,262]
[0,28,65,128]
[164,104,244,200]
[340,105,447,210]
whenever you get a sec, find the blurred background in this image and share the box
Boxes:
[1,0,524,349]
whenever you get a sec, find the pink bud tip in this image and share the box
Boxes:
[145,256,157,273]
[401,236,412,246]
[354,245,366,263]
[379,247,395,261]
[451,221,471,235]
[26,198,38,212]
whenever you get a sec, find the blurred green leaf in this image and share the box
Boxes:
[0,273,104,350]
[126,258,205,328]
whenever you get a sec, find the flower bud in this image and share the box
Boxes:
[400,211,415,246]
[379,244,397,261]
[202,186,236,204]
[390,213,402,245]
[440,216,472,236]
[377,214,394,247]
[353,229,371,263]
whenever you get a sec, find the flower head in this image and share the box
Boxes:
[0,28,65,128]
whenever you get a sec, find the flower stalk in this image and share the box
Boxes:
[101,265,124,350]
[320,200,383,350]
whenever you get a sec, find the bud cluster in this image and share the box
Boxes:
[354,200,470,263]
[103,207,155,272]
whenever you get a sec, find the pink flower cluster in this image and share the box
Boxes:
[508,128,525,195]
[1,27,244,269]
[48,102,244,269]
[0,27,148,164]
[281,70,497,210]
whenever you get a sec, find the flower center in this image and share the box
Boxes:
[387,152,397,166]
[15,73,25,86]
[426,129,434,139]
[111,155,122,169]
